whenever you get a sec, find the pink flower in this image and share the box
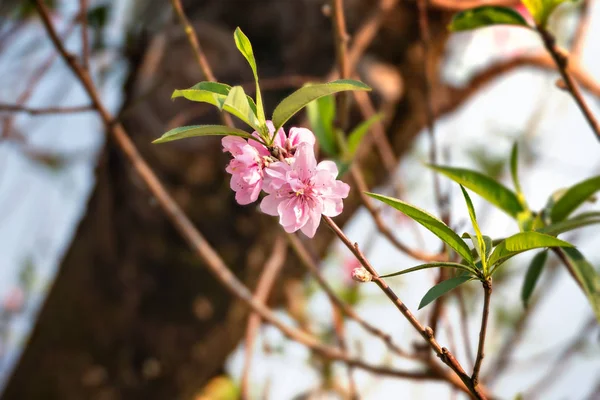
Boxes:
[3,287,24,313]
[222,122,316,206]
[260,143,350,238]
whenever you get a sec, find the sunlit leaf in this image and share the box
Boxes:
[449,6,530,31]
[521,250,548,307]
[380,262,478,279]
[366,192,474,264]
[488,231,573,270]
[234,28,266,133]
[346,114,383,159]
[522,0,576,27]
[306,94,337,155]
[223,86,261,131]
[428,164,525,218]
[460,185,488,272]
[272,79,371,132]
[560,247,600,323]
[550,176,600,222]
[153,125,254,144]
[172,82,258,116]
[418,275,473,310]
[538,212,600,236]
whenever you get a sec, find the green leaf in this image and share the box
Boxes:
[345,114,383,159]
[522,0,576,27]
[560,248,600,323]
[510,142,529,210]
[449,6,530,31]
[380,262,478,279]
[306,94,337,155]
[418,275,472,310]
[172,81,259,116]
[521,250,548,307]
[152,125,254,144]
[550,176,600,222]
[460,185,488,272]
[234,28,266,133]
[488,231,573,270]
[428,164,525,218]
[366,192,474,264]
[538,213,600,236]
[223,86,261,132]
[272,79,371,132]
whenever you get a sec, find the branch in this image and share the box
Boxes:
[169,0,233,127]
[33,0,445,385]
[472,279,492,388]
[323,216,490,399]
[538,27,600,142]
[286,233,416,359]
[241,237,287,400]
[331,0,351,130]
[79,0,90,69]
[0,103,93,115]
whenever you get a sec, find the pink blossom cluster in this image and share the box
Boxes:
[222,122,350,238]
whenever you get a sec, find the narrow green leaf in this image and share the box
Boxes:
[428,164,525,218]
[560,248,600,323]
[346,114,383,158]
[488,231,573,269]
[550,176,600,222]
[306,94,337,155]
[538,214,600,236]
[449,6,530,31]
[460,185,488,272]
[152,125,254,144]
[233,28,266,133]
[223,86,261,131]
[510,143,528,211]
[483,235,493,259]
[521,250,548,307]
[272,79,371,132]
[380,262,477,279]
[172,81,259,116]
[366,192,474,264]
[418,276,472,310]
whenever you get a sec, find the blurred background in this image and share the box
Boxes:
[0,0,599,399]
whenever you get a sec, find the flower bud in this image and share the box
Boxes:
[351,267,372,283]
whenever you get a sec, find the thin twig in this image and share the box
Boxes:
[472,279,492,388]
[323,216,489,399]
[331,0,351,131]
[241,237,287,400]
[79,0,90,69]
[33,0,447,385]
[169,0,233,127]
[538,27,600,142]
[0,103,93,115]
[552,247,584,290]
[286,233,416,359]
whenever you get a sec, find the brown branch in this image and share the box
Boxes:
[437,53,600,121]
[169,0,233,127]
[538,27,600,142]
[286,233,416,359]
[323,216,490,399]
[472,279,492,388]
[331,0,351,131]
[241,237,287,400]
[33,0,447,384]
[79,0,90,69]
[0,103,93,115]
